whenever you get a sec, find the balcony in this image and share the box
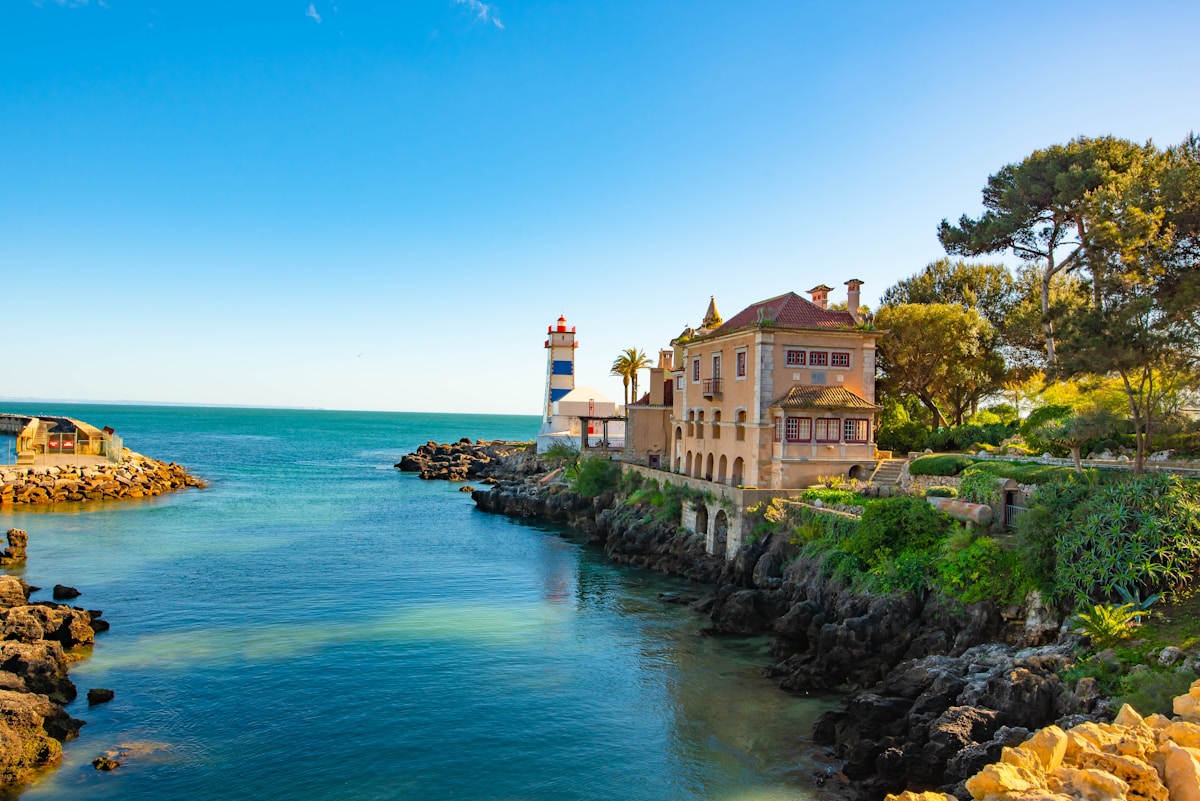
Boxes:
[702,378,722,398]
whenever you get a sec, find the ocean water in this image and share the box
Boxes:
[0,403,836,801]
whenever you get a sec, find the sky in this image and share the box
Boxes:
[2,0,1198,415]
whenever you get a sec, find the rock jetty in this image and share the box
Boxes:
[0,554,105,790]
[884,679,1200,801]
[395,439,537,482]
[1,452,204,506]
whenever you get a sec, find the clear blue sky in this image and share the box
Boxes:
[3,0,1197,414]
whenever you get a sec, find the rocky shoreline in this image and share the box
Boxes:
[465,454,1159,801]
[0,529,108,790]
[395,439,537,482]
[1,452,205,506]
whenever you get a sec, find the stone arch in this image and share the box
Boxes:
[713,510,729,556]
[712,410,721,439]
[732,457,745,486]
[685,451,693,476]
[717,454,728,484]
[704,453,714,481]
[695,503,710,539]
[735,409,747,441]
[693,453,704,478]
[848,464,867,480]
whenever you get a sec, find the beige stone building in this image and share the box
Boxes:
[626,282,883,489]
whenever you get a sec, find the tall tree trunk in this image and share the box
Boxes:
[917,391,944,432]
[1070,445,1083,473]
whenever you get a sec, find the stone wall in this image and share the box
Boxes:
[0,452,204,505]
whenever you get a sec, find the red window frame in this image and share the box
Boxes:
[809,351,829,367]
[786,416,812,442]
[844,418,868,443]
[830,351,851,368]
[736,351,746,377]
[815,417,840,442]
[785,349,806,366]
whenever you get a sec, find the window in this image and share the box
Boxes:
[712,353,721,379]
[831,351,851,368]
[692,358,700,383]
[676,375,683,391]
[736,350,747,377]
[785,349,806,366]
[815,418,840,442]
[785,416,812,442]
[811,371,826,385]
[844,419,869,443]
[809,351,829,367]
[774,417,783,442]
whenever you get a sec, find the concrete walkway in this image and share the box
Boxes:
[1,454,113,469]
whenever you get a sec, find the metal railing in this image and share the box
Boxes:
[1005,504,1028,529]
[702,378,722,397]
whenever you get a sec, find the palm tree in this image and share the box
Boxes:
[611,347,651,410]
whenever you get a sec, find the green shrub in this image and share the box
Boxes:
[866,549,938,594]
[936,531,1027,604]
[1073,603,1141,648]
[572,457,621,499]
[1053,474,1200,605]
[909,454,976,476]
[540,441,580,466]
[926,423,1017,453]
[925,486,958,498]
[965,460,1082,485]
[844,496,952,568]
[959,468,1002,508]
[1014,477,1094,596]
[1021,405,1073,455]
[802,488,863,506]
[1115,669,1199,717]
[876,421,930,455]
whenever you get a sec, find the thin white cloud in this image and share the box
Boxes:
[32,0,91,7]
[454,0,503,29]
[306,3,321,23]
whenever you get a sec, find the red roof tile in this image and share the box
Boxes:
[770,385,880,411]
[716,292,856,332]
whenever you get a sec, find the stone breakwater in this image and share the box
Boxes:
[395,439,538,482]
[0,533,106,789]
[885,679,1200,801]
[1,452,205,506]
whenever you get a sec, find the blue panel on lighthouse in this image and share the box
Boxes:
[550,388,571,402]
[551,360,574,376]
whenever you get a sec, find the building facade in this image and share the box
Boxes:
[634,282,882,489]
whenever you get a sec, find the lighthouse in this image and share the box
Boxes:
[542,314,577,423]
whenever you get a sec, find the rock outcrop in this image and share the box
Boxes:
[0,452,204,506]
[395,439,537,482]
[0,529,27,566]
[0,569,105,791]
[888,680,1200,801]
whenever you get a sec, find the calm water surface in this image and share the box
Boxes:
[0,403,836,801]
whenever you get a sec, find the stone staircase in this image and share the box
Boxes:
[869,458,907,487]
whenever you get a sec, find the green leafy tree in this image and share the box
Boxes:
[881,258,1017,332]
[875,303,1006,429]
[1030,406,1119,472]
[938,136,1152,364]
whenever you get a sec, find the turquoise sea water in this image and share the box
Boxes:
[0,403,835,801]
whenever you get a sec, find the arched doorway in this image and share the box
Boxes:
[717,454,728,484]
[849,465,865,480]
[694,453,704,478]
[732,457,744,486]
[685,451,693,476]
[695,504,710,538]
[713,510,728,556]
[704,453,714,481]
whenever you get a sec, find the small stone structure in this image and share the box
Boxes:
[0,529,27,566]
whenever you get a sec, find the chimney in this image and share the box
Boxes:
[808,284,833,309]
[845,279,864,323]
